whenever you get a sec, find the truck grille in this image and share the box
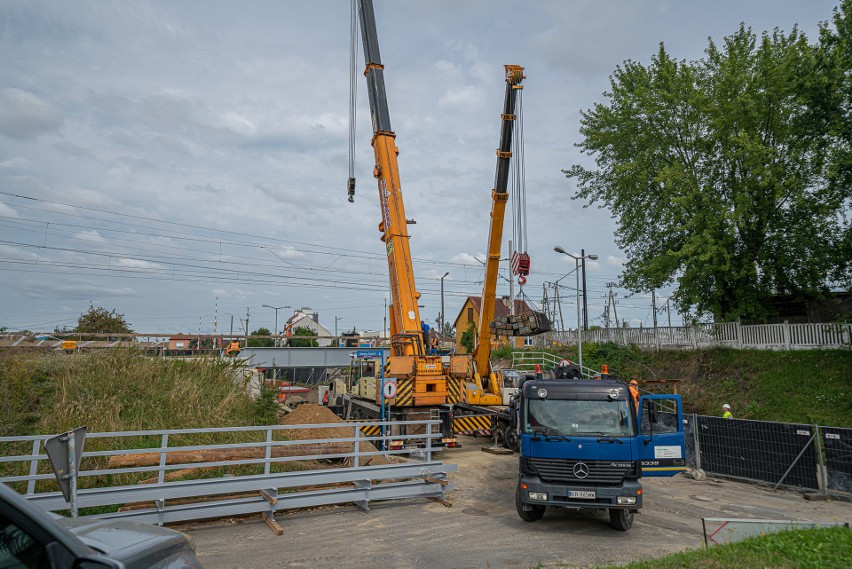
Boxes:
[524,457,631,485]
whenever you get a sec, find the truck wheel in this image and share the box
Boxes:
[609,508,634,531]
[504,425,519,452]
[515,487,545,522]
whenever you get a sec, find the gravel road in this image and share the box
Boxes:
[185,435,850,569]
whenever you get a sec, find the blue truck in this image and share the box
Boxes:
[514,378,685,530]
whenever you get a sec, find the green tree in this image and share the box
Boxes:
[73,306,133,338]
[460,323,476,354]
[814,0,852,197]
[247,327,274,348]
[289,326,318,347]
[566,22,850,321]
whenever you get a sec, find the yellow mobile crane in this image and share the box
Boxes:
[332,0,469,441]
[466,65,526,406]
[452,65,551,448]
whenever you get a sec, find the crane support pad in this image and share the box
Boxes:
[490,311,552,336]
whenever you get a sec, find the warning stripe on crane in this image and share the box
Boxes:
[447,377,463,403]
[453,414,494,435]
[358,423,382,437]
[393,378,414,406]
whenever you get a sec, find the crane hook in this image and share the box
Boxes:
[347,177,356,203]
[518,275,527,286]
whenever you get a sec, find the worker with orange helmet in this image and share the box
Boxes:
[628,380,640,407]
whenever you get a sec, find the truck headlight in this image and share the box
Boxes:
[617,496,636,505]
[528,492,548,501]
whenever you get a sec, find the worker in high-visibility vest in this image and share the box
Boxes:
[722,403,733,419]
[629,380,640,407]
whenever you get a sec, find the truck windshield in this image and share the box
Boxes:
[523,399,635,437]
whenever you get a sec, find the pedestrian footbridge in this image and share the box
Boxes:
[235,346,390,368]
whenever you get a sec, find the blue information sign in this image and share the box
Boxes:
[355,349,384,358]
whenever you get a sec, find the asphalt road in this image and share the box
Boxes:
[184,436,851,569]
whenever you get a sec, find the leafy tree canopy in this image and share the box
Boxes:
[73,306,133,335]
[247,327,274,348]
[566,9,851,321]
[289,326,318,347]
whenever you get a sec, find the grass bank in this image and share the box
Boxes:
[526,344,852,427]
[0,348,278,437]
[596,525,851,569]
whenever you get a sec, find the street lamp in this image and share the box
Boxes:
[262,304,290,347]
[335,316,343,340]
[440,272,449,335]
[554,246,598,374]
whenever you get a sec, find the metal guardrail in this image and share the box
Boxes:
[0,420,455,525]
[511,350,600,378]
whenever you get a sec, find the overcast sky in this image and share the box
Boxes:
[0,0,840,336]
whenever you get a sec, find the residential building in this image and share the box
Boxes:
[283,307,333,347]
[453,296,532,354]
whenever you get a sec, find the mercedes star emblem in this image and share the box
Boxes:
[573,462,590,479]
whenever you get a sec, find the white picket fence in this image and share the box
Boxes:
[541,322,851,350]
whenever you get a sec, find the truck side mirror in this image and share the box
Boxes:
[648,401,658,424]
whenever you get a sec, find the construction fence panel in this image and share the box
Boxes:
[683,414,697,469]
[695,416,819,490]
[821,426,852,493]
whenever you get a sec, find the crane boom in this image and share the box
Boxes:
[472,66,525,399]
[357,0,423,356]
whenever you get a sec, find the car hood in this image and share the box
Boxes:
[56,516,201,569]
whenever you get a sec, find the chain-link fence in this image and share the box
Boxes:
[683,414,850,495]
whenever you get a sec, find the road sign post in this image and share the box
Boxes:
[354,349,389,450]
[45,426,87,518]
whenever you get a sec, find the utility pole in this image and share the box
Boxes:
[383,297,387,344]
[245,307,250,346]
[581,248,589,331]
[652,290,658,330]
[609,287,620,329]
[229,314,234,339]
[440,271,449,336]
[213,296,218,336]
[666,297,672,328]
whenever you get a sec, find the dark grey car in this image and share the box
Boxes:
[0,482,203,568]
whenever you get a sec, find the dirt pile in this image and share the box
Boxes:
[280,403,389,465]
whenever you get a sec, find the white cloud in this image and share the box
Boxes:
[0,157,32,170]
[72,230,106,244]
[607,255,624,267]
[0,203,20,218]
[114,258,165,270]
[212,287,249,301]
[0,88,63,140]
[450,252,483,266]
[438,85,482,109]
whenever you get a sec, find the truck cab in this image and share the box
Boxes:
[514,379,685,530]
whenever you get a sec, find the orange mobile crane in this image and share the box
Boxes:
[332,0,470,442]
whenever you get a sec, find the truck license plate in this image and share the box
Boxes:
[568,491,596,499]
